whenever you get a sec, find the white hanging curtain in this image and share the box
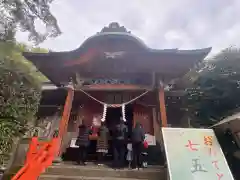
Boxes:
[121,104,126,122]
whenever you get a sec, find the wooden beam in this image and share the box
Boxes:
[159,85,167,127]
[80,84,151,90]
[133,105,137,128]
[152,107,158,136]
[58,87,74,155]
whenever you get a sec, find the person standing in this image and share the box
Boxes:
[112,119,128,169]
[131,122,145,170]
[75,121,90,165]
[126,141,133,169]
[96,121,109,166]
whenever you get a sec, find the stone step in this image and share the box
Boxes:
[40,174,148,180]
[43,164,167,180]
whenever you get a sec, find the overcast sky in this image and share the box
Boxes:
[16,0,240,55]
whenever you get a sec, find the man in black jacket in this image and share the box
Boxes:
[112,119,128,168]
[75,121,91,165]
[132,122,145,169]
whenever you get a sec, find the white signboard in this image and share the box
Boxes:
[162,128,234,180]
[145,134,156,146]
[70,138,79,148]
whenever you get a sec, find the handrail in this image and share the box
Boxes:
[11,87,74,180]
[12,144,49,180]
[11,137,59,180]
[25,137,39,164]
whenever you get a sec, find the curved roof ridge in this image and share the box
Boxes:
[147,47,212,54]
[175,47,212,53]
[80,32,148,49]
[23,47,212,55]
[22,47,212,59]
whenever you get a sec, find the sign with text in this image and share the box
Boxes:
[70,138,78,148]
[145,134,156,146]
[162,128,234,180]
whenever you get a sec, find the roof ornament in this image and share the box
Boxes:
[104,51,126,59]
[74,72,85,87]
[99,22,131,34]
[159,80,173,91]
[66,80,74,90]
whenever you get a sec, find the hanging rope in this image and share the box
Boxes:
[74,87,149,122]
[107,104,122,108]
[75,87,149,106]
[124,91,149,105]
[76,88,106,105]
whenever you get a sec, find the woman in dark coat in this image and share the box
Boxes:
[96,121,109,165]
[75,122,90,165]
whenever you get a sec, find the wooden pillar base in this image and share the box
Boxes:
[52,157,62,164]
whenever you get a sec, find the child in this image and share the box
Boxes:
[142,139,148,168]
[91,117,101,138]
[126,142,133,169]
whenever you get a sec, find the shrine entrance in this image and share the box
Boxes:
[105,105,133,136]
[104,105,133,161]
[105,107,122,130]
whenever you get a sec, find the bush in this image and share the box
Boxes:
[0,42,43,166]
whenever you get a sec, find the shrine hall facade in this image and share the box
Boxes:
[23,22,211,163]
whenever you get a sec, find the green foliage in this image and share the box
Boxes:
[0,42,46,166]
[184,48,240,127]
[0,0,61,43]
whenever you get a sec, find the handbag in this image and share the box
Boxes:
[143,140,148,148]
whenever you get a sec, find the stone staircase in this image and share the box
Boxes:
[39,163,167,180]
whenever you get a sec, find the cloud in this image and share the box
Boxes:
[16,0,240,55]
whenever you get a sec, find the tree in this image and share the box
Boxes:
[183,48,240,127]
[0,42,47,166]
[0,0,61,43]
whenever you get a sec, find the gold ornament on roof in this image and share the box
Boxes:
[99,22,131,33]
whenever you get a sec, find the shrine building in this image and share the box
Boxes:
[23,22,211,163]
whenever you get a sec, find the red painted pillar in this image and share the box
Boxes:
[159,85,167,127]
[58,86,74,156]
